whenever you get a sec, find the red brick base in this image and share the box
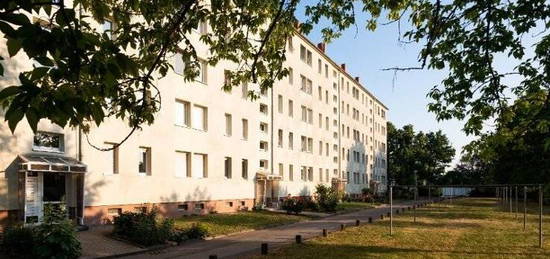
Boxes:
[84,198,255,225]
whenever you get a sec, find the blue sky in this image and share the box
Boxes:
[297,9,475,166]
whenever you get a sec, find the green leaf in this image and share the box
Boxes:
[26,109,39,132]
[0,86,20,100]
[6,38,22,57]
[6,108,24,133]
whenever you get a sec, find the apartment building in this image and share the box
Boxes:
[0,14,387,226]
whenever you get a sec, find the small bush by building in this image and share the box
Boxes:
[2,220,81,259]
[281,198,304,214]
[112,208,174,247]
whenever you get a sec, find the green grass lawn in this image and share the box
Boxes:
[336,201,378,212]
[257,198,550,258]
[174,211,312,237]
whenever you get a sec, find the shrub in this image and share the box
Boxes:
[2,225,35,258]
[281,198,304,214]
[33,220,82,259]
[182,223,208,239]
[2,220,81,259]
[315,184,340,212]
[304,198,320,211]
[113,209,174,246]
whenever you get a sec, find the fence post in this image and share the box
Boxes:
[523,186,527,231]
[510,186,513,213]
[390,185,393,236]
[261,243,268,255]
[539,185,543,249]
[515,186,518,219]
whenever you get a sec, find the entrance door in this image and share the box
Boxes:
[43,173,67,221]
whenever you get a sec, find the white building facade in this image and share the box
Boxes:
[0,14,387,226]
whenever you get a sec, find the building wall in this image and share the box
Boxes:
[0,12,387,225]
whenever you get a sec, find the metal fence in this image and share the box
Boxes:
[388,184,544,248]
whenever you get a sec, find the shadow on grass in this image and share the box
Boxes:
[267,243,550,258]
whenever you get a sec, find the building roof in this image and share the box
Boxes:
[18,153,87,173]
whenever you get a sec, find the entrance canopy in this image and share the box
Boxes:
[18,154,87,173]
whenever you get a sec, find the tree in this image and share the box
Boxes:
[387,122,455,185]
[0,0,298,147]
[462,90,550,185]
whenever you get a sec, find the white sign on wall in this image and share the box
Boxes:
[24,172,43,224]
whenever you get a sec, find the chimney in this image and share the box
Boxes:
[341,63,346,71]
[355,76,360,82]
[317,42,326,53]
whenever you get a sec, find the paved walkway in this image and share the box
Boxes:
[125,201,426,259]
[78,225,146,259]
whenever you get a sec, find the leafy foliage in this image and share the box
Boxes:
[387,122,455,185]
[459,91,550,187]
[2,220,81,259]
[314,184,341,212]
[0,0,298,145]
[113,209,174,246]
[2,0,549,145]
[281,197,304,214]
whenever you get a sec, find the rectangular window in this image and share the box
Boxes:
[174,53,184,75]
[300,45,307,62]
[301,166,306,181]
[318,86,322,100]
[307,138,313,153]
[260,103,268,115]
[301,136,307,152]
[278,129,283,147]
[279,163,284,179]
[260,141,269,151]
[242,81,249,99]
[175,100,191,127]
[175,151,190,178]
[301,106,307,122]
[318,59,322,73]
[105,142,119,175]
[242,159,248,179]
[288,132,294,150]
[319,141,323,155]
[289,165,294,181]
[288,99,293,117]
[307,109,313,124]
[225,113,232,136]
[196,59,208,83]
[33,132,64,152]
[192,153,207,178]
[242,119,248,140]
[260,122,268,134]
[192,105,207,131]
[138,147,151,175]
[223,70,231,87]
[319,168,323,182]
[318,113,322,128]
[288,68,293,84]
[224,157,232,179]
[325,64,328,78]
[308,167,313,181]
[260,160,268,169]
[278,95,283,113]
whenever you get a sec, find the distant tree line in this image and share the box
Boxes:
[387,122,455,186]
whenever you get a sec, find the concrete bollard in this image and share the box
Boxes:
[261,243,268,255]
[356,219,360,226]
[340,224,345,230]
[295,235,302,244]
[323,229,328,237]
[368,217,373,223]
